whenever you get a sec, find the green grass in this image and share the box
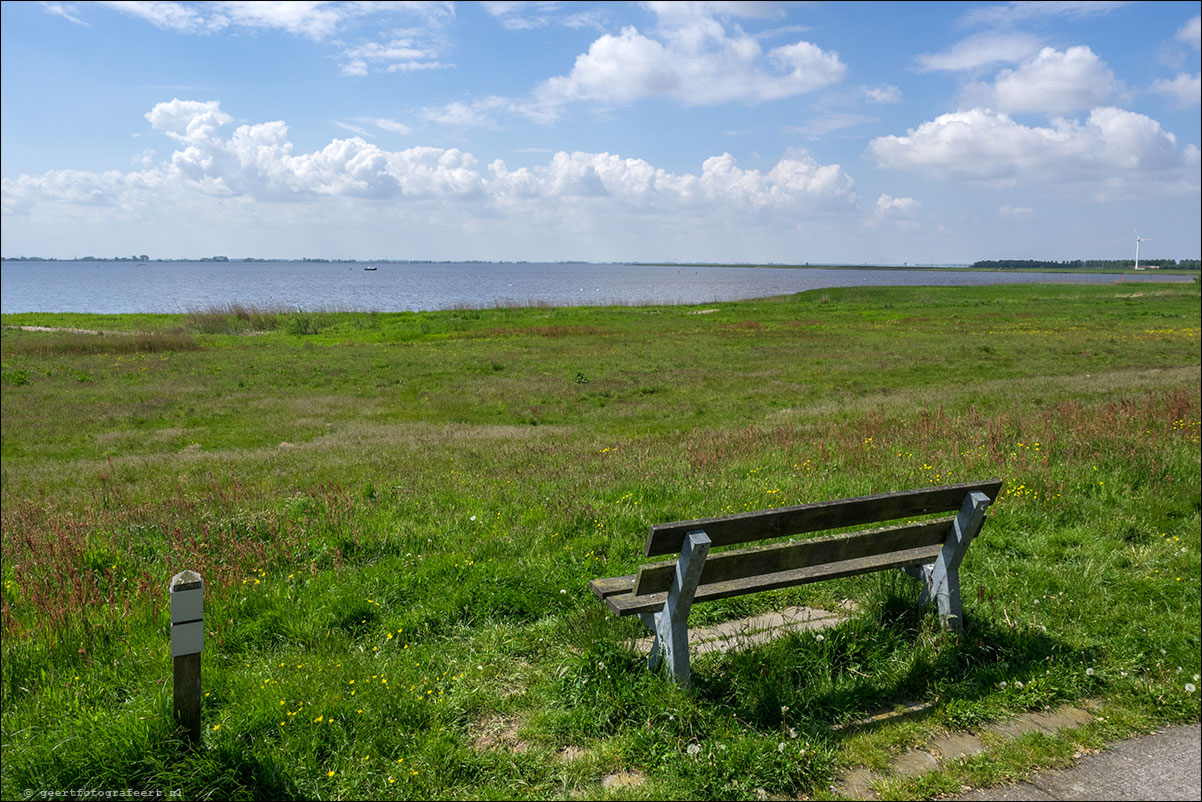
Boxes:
[2,283,1199,800]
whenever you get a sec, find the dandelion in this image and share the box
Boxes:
[686,744,702,756]
[1086,668,1094,676]
[1187,684,1197,694]
[328,770,335,777]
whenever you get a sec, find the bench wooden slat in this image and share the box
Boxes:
[631,517,955,596]
[589,574,636,600]
[643,479,1003,556]
[605,543,944,616]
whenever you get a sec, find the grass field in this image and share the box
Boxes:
[2,282,1199,800]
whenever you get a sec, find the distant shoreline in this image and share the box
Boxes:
[3,257,1197,276]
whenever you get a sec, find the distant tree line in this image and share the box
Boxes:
[974,259,1201,270]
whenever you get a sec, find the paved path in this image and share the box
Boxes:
[952,722,1201,801]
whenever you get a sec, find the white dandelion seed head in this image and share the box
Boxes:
[1086,668,1095,676]
[1187,683,1197,693]
[686,743,702,755]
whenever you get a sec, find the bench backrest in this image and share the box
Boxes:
[643,479,1003,556]
[632,479,1002,600]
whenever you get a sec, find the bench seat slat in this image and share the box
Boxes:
[605,543,944,616]
[589,574,636,600]
[632,517,954,597]
[643,479,1002,556]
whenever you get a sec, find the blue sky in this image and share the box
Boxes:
[2,1,1199,263]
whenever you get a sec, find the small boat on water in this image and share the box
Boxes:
[364,265,378,271]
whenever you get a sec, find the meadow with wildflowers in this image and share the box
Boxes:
[2,282,1199,800]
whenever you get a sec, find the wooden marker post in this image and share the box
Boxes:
[170,570,204,743]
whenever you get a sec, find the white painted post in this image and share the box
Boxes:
[927,492,991,632]
[170,570,204,743]
[647,530,710,686]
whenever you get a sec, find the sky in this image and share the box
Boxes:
[1,0,1199,263]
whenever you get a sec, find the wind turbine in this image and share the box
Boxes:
[1134,232,1151,270]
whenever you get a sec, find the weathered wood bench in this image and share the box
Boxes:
[589,480,1003,685]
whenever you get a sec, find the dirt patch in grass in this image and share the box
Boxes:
[602,770,646,789]
[472,715,530,753]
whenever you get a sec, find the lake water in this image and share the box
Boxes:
[0,260,1191,314]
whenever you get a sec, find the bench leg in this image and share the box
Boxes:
[642,531,710,686]
[640,613,662,670]
[907,491,991,632]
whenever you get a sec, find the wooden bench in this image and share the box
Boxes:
[589,480,1003,685]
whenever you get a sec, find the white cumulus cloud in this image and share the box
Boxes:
[863,84,901,103]
[1177,15,1201,50]
[1152,72,1202,107]
[866,193,922,229]
[875,194,920,216]
[4,100,858,223]
[866,106,1200,197]
[531,7,844,115]
[972,46,1119,115]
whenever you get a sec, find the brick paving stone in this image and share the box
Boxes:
[1026,708,1092,734]
[834,768,878,799]
[890,748,939,777]
[984,713,1045,740]
[927,732,985,760]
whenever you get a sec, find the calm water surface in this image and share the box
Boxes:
[0,261,1190,314]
